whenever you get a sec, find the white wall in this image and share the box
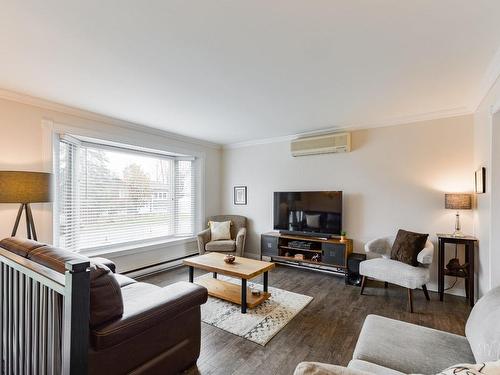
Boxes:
[222,115,475,294]
[492,111,500,290]
[0,96,222,273]
[474,77,500,295]
[0,93,488,296]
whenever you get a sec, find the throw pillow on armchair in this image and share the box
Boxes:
[209,220,232,241]
[391,229,429,266]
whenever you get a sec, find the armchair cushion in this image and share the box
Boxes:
[390,229,429,266]
[205,240,236,252]
[359,258,430,289]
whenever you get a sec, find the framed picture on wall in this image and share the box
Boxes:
[475,167,486,194]
[234,186,247,205]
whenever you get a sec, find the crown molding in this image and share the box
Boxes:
[0,88,222,150]
[0,88,474,151]
[223,106,472,149]
[473,45,500,112]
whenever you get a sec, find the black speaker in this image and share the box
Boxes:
[345,253,367,286]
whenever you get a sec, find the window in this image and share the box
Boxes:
[56,135,198,252]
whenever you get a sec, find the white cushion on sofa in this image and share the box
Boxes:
[437,360,500,375]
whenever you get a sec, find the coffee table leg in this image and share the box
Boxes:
[189,266,194,283]
[241,279,247,314]
[263,271,268,293]
[213,272,217,279]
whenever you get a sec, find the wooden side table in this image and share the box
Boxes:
[437,234,478,307]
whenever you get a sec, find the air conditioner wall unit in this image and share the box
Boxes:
[290,132,351,157]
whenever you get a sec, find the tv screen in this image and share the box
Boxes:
[273,191,342,236]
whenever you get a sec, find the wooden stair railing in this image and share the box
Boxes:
[0,248,90,375]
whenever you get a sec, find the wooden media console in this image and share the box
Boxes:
[261,232,353,273]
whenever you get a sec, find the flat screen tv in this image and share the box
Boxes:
[273,191,342,237]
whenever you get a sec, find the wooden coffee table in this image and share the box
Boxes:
[183,253,275,313]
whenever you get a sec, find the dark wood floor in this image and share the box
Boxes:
[141,264,471,375]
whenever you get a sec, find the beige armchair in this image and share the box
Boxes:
[197,215,247,257]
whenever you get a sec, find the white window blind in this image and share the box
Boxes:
[57,135,197,252]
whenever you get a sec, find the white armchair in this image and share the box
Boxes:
[360,235,434,312]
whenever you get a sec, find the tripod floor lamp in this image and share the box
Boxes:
[0,171,53,241]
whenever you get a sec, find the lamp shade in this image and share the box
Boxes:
[445,193,472,210]
[0,171,53,203]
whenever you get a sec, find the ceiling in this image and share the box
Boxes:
[1,1,500,145]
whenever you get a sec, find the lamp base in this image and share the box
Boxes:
[452,230,465,238]
[451,211,465,238]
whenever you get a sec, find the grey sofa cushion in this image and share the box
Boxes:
[294,362,371,375]
[352,315,475,374]
[205,240,236,252]
[348,360,404,375]
[465,286,500,363]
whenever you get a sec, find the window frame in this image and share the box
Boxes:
[45,121,206,256]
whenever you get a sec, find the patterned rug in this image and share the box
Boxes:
[197,273,313,346]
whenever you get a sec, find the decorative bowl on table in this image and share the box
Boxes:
[224,254,236,264]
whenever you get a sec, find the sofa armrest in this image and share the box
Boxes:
[417,240,434,265]
[364,236,393,258]
[91,257,116,273]
[197,228,211,254]
[91,281,208,350]
[235,227,247,256]
[294,362,371,375]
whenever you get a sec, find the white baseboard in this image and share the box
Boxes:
[124,253,198,279]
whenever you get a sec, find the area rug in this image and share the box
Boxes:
[196,273,313,345]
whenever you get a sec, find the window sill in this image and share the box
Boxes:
[80,236,197,258]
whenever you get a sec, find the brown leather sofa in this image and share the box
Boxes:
[0,237,208,375]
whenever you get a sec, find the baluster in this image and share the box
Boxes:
[24,276,32,374]
[31,280,39,375]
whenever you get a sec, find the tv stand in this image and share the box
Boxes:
[278,230,331,240]
[261,232,353,274]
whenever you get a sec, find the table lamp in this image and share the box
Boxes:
[445,193,472,238]
[0,171,53,241]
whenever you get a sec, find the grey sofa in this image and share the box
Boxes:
[294,285,500,374]
[197,215,247,257]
